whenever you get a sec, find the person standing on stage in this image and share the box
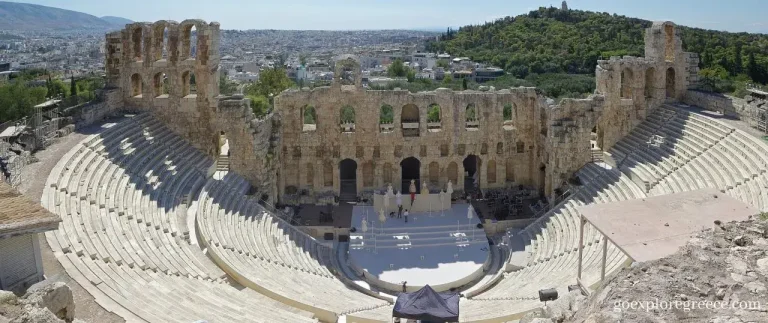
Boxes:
[409,180,417,206]
[396,191,403,218]
[404,209,409,223]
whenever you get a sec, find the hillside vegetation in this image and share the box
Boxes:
[427,7,768,95]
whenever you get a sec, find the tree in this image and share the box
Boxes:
[70,75,77,97]
[462,78,468,90]
[436,59,450,69]
[442,73,453,84]
[247,95,270,118]
[387,59,408,77]
[219,74,238,96]
[734,44,743,75]
[406,69,416,83]
[245,67,293,99]
[299,54,308,67]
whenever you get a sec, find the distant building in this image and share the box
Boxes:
[473,67,505,83]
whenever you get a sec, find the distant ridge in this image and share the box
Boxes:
[0,1,130,31]
[101,16,133,28]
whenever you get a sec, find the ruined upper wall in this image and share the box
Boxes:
[106,20,222,156]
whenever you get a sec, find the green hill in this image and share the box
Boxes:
[426,7,768,86]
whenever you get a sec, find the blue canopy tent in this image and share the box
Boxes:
[392,285,459,322]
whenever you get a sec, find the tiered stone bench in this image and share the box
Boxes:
[196,172,392,323]
[43,114,318,323]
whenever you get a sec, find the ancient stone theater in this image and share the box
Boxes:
[37,19,768,322]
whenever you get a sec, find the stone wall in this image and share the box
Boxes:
[683,90,743,117]
[67,89,124,130]
[275,82,547,202]
[216,96,281,201]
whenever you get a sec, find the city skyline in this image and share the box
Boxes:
[2,0,767,33]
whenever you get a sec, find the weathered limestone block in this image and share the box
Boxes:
[21,281,75,323]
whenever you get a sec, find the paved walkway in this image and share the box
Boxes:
[19,121,125,323]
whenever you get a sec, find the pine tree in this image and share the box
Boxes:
[70,75,77,97]
[462,78,468,90]
[734,45,743,75]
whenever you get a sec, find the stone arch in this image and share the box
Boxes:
[130,73,143,97]
[131,26,143,61]
[400,157,420,194]
[362,161,374,187]
[302,105,317,131]
[306,163,314,188]
[645,67,655,99]
[427,103,441,130]
[323,162,333,187]
[621,68,633,99]
[487,160,497,184]
[428,162,440,185]
[340,105,355,132]
[447,162,458,186]
[466,104,479,129]
[383,162,393,186]
[152,72,168,97]
[401,104,420,137]
[380,104,394,125]
[339,159,357,197]
[181,70,196,97]
[503,103,514,123]
[152,23,170,61]
[496,142,503,155]
[505,159,514,182]
[463,154,481,191]
[666,67,676,99]
[664,24,675,62]
[180,21,204,61]
[335,56,361,86]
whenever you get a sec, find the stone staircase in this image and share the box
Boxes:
[216,155,229,171]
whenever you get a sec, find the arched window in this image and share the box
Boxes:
[130,74,142,97]
[666,67,676,99]
[503,103,514,130]
[664,24,675,62]
[487,160,497,184]
[153,25,168,61]
[362,161,374,187]
[306,163,315,188]
[380,104,394,132]
[466,104,478,129]
[427,103,441,130]
[645,68,655,99]
[340,105,355,133]
[302,105,317,131]
[182,71,196,97]
[496,142,503,155]
[447,162,458,185]
[401,104,420,137]
[621,68,633,99]
[383,162,393,186]
[323,162,334,187]
[132,27,143,61]
[181,24,197,60]
[428,162,440,185]
[153,72,168,98]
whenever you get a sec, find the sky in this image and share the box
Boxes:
[7,0,768,33]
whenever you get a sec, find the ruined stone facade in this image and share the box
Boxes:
[105,20,697,203]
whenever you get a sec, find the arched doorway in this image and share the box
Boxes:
[666,67,676,99]
[463,155,481,193]
[339,159,357,200]
[400,157,421,194]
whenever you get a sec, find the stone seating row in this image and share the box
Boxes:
[44,115,319,322]
[196,173,390,319]
[56,253,317,323]
[46,114,222,279]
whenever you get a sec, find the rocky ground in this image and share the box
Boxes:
[0,280,79,323]
[17,122,124,323]
[521,218,768,323]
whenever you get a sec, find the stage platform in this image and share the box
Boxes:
[348,204,490,292]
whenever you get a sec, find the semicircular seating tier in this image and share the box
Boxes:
[42,114,318,323]
[196,173,393,321]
